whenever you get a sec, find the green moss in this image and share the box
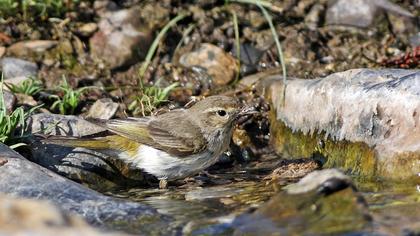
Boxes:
[270,110,377,178]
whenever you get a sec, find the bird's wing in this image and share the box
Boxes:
[88,112,207,157]
[147,111,207,157]
[87,117,155,145]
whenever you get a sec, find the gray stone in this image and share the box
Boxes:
[86,98,119,120]
[0,143,175,234]
[2,90,16,114]
[409,32,420,47]
[262,69,420,180]
[26,113,147,191]
[89,6,154,69]
[326,0,413,28]
[0,57,38,80]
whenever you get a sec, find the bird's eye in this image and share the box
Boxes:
[217,110,227,117]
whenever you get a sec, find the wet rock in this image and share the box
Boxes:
[260,69,420,180]
[179,43,238,86]
[185,169,371,235]
[76,22,98,37]
[86,98,119,120]
[26,113,148,191]
[0,143,175,234]
[7,40,58,59]
[264,159,320,181]
[2,90,16,114]
[326,0,413,28]
[0,57,38,80]
[0,194,127,236]
[285,169,352,194]
[231,169,370,235]
[89,6,154,69]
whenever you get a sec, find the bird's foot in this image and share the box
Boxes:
[159,179,168,189]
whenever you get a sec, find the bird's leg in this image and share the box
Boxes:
[159,178,168,189]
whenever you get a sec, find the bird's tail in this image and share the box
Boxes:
[42,136,111,149]
[41,135,141,155]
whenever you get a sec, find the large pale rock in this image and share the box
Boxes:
[0,194,127,236]
[0,143,174,234]
[261,69,420,180]
[89,6,154,69]
[26,113,148,191]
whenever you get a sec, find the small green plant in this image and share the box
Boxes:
[0,77,39,146]
[5,78,43,96]
[0,0,79,20]
[50,76,90,115]
[0,0,18,16]
[128,81,178,116]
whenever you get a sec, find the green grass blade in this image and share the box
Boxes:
[139,13,188,80]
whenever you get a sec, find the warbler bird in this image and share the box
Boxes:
[43,95,254,188]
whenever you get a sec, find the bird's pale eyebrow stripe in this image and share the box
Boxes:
[203,107,225,113]
[203,107,235,113]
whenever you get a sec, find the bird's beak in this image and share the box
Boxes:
[238,106,258,116]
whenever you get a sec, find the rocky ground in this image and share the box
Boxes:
[0,0,419,235]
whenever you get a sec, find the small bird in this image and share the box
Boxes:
[43,95,254,188]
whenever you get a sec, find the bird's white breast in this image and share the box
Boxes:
[117,145,220,180]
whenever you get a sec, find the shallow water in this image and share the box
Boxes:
[106,164,420,235]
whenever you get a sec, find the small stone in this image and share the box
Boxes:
[305,3,325,30]
[93,0,118,17]
[0,158,7,166]
[2,90,16,114]
[86,98,119,120]
[7,40,58,58]
[0,57,38,80]
[409,33,420,47]
[179,43,238,86]
[15,94,38,106]
[90,6,154,69]
[0,46,5,58]
[326,0,413,28]
[77,22,98,37]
